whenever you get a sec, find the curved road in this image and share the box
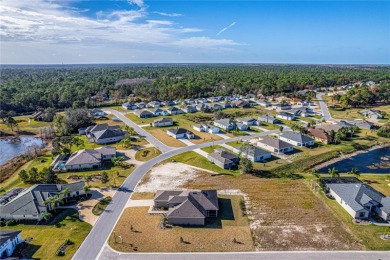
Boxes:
[73,111,278,260]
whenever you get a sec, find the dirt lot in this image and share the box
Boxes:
[144,128,186,147]
[129,163,363,251]
[109,195,253,252]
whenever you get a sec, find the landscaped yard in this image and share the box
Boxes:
[135,147,162,161]
[92,196,112,215]
[108,195,253,252]
[0,209,91,260]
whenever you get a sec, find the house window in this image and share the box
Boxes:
[359,212,365,218]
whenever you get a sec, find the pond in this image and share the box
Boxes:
[319,146,390,174]
[0,137,44,165]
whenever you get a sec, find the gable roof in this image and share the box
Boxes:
[154,117,173,123]
[307,128,330,141]
[327,183,390,214]
[214,118,234,126]
[65,149,101,166]
[167,128,193,136]
[236,117,256,123]
[280,131,314,143]
[238,145,270,157]
[258,136,292,149]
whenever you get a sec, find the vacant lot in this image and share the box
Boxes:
[109,195,253,252]
[0,117,51,137]
[0,209,91,260]
[143,127,186,147]
[182,172,363,251]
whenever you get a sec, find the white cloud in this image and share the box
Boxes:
[0,0,240,63]
[153,11,183,17]
[216,22,236,36]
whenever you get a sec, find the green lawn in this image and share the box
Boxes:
[169,151,240,176]
[135,147,162,161]
[0,209,91,260]
[200,145,227,153]
[0,117,52,137]
[92,196,112,216]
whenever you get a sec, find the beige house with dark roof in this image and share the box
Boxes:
[153,190,219,226]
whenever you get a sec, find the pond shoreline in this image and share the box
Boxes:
[314,143,390,172]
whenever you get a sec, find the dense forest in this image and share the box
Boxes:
[1,64,390,114]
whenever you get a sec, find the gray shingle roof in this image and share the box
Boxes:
[258,136,292,149]
[167,128,193,136]
[327,183,390,214]
[65,149,101,166]
[238,145,270,157]
[214,118,234,127]
[280,131,314,143]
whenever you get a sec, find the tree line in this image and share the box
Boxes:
[1,64,389,114]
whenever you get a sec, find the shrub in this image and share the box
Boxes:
[56,250,65,256]
[6,220,16,226]
[65,239,74,245]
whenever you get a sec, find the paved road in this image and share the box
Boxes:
[316,92,333,121]
[73,125,278,260]
[104,109,173,153]
[99,248,390,260]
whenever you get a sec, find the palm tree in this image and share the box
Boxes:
[328,167,340,180]
[348,168,360,177]
[310,169,320,180]
[40,212,52,223]
[59,187,71,202]
[112,156,125,167]
[329,130,336,143]
[334,131,344,144]
[83,185,92,196]
[45,195,63,212]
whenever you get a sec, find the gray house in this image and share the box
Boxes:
[236,117,257,126]
[0,182,85,223]
[257,136,294,153]
[152,117,173,127]
[154,190,219,226]
[258,114,278,124]
[327,183,390,221]
[239,145,272,162]
[167,106,183,115]
[182,105,197,113]
[208,149,239,169]
[135,109,154,118]
[85,124,125,144]
[167,128,195,139]
[214,118,235,131]
[280,131,315,147]
[360,109,383,119]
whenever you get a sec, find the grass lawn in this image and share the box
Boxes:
[200,145,227,153]
[58,163,135,189]
[95,114,125,127]
[125,113,156,125]
[358,174,390,196]
[0,153,54,194]
[319,190,390,250]
[143,127,186,147]
[92,196,112,216]
[0,117,51,137]
[108,195,253,252]
[169,151,240,176]
[130,192,155,200]
[0,209,91,260]
[135,147,162,161]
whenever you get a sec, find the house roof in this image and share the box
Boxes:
[280,131,314,143]
[327,183,390,214]
[167,128,193,136]
[0,182,85,218]
[277,112,294,117]
[258,136,292,149]
[65,149,101,166]
[258,114,277,121]
[307,128,330,141]
[135,109,154,116]
[95,146,116,156]
[0,230,21,245]
[154,117,173,123]
[236,117,255,123]
[92,128,124,141]
[238,145,270,157]
[208,149,238,165]
[214,118,234,126]
[150,108,164,113]
[318,124,342,133]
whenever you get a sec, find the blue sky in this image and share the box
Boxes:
[1,0,389,64]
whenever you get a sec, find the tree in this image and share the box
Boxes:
[85,175,92,185]
[45,195,63,212]
[112,156,125,167]
[19,169,29,183]
[214,110,226,120]
[40,212,52,222]
[52,135,84,155]
[28,167,40,183]
[42,168,57,184]
[123,126,136,136]
[54,108,94,135]
[328,167,340,180]
[310,169,320,180]
[5,117,18,132]
[101,171,109,184]
[279,126,284,132]
[120,137,133,149]
[83,185,92,195]
[348,168,360,177]
[239,157,254,174]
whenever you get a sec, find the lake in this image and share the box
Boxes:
[319,146,390,174]
[0,137,44,165]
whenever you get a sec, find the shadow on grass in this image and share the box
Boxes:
[18,243,41,260]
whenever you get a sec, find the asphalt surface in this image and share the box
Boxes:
[316,92,333,121]
[104,109,173,153]
[73,113,277,260]
[99,248,390,260]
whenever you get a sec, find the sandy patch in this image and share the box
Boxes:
[125,199,154,208]
[76,187,116,226]
[135,162,215,192]
[118,149,144,166]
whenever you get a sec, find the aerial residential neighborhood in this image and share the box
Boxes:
[1,0,390,259]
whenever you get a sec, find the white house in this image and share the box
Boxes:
[236,117,257,126]
[167,128,195,139]
[279,131,315,147]
[0,230,23,258]
[150,108,168,116]
[257,136,294,154]
[152,118,173,127]
[276,112,295,121]
[239,145,272,162]
[214,118,235,131]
